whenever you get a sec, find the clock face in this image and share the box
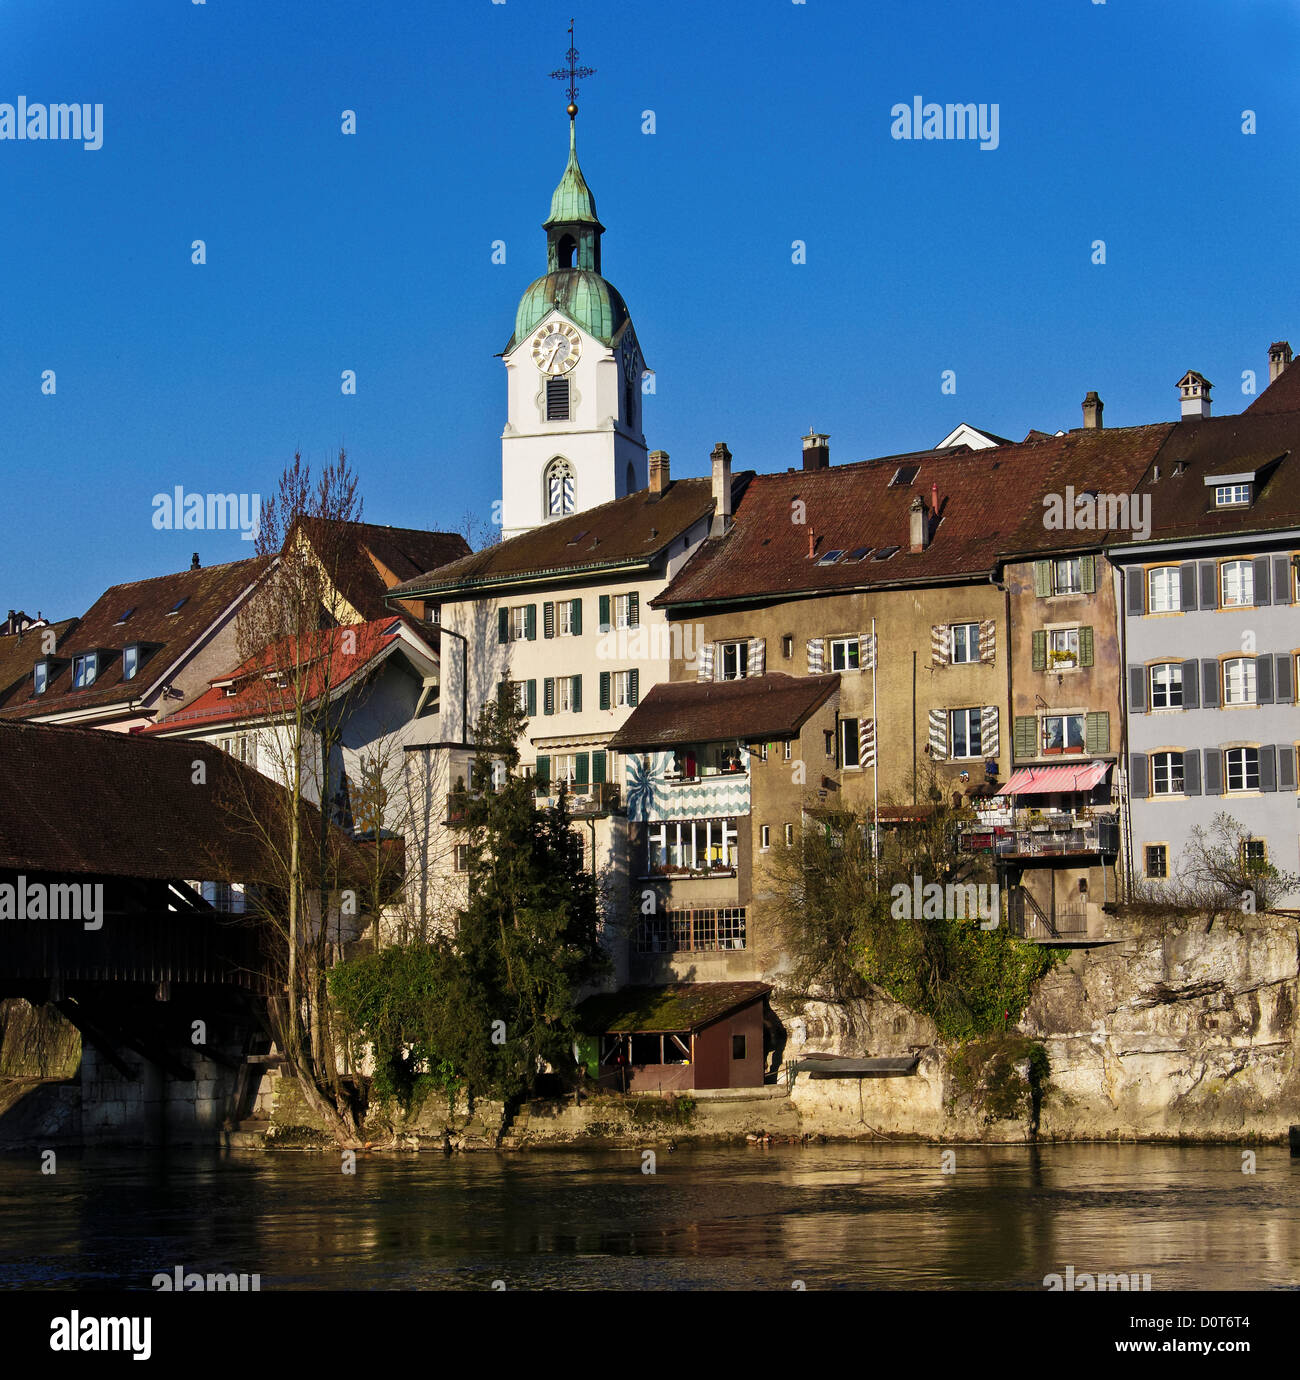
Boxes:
[620,333,639,382]
[532,322,581,375]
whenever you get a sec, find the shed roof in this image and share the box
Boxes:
[576,982,771,1034]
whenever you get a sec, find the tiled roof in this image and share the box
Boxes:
[1245,361,1300,416]
[576,982,771,1033]
[0,619,79,710]
[605,673,839,751]
[0,558,267,720]
[389,476,751,598]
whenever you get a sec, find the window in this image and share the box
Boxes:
[1223,658,1257,705]
[846,547,870,562]
[949,707,982,759]
[72,653,96,689]
[840,718,861,769]
[760,825,771,850]
[511,680,529,714]
[545,456,574,513]
[732,1035,747,1060]
[781,635,794,659]
[1151,751,1185,795]
[558,599,577,636]
[636,908,746,953]
[784,823,795,846]
[545,377,570,422]
[612,593,638,630]
[1053,558,1081,594]
[167,596,188,616]
[1225,747,1260,792]
[950,623,979,664]
[720,640,749,680]
[1241,839,1268,872]
[1147,567,1181,613]
[750,741,768,762]
[1042,714,1085,752]
[1150,663,1183,710]
[115,607,135,625]
[551,676,579,713]
[454,844,469,873]
[1221,560,1254,607]
[648,819,738,873]
[830,637,860,671]
[1215,483,1251,507]
[824,730,835,757]
[551,753,579,786]
[1145,845,1168,879]
[219,735,255,766]
[509,606,529,641]
[611,670,635,708]
[816,549,844,566]
[1048,628,1080,669]
[33,660,48,694]
[123,645,139,681]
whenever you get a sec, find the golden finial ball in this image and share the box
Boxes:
[567,102,578,118]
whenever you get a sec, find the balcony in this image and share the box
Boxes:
[534,780,624,816]
[960,813,1119,860]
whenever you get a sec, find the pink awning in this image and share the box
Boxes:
[997,761,1110,796]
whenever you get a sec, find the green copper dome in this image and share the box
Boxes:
[545,120,602,228]
[513,268,629,348]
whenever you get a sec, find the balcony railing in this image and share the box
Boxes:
[960,816,1119,859]
[534,780,624,815]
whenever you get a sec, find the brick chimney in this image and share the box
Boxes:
[1268,340,1293,384]
[710,443,733,538]
[648,450,671,495]
[802,430,830,471]
[1082,391,1104,429]
[1177,371,1212,419]
[909,496,929,553]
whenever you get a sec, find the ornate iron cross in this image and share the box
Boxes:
[551,19,595,113]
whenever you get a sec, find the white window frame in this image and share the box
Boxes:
[1215,483,1251,507]
[1221,560,1254,608]
[648,819,738,873]
[760,825,771,851]
[72,653,97,689]
[950,623,979,664]
[783,740,792,761]
[612,670,633,708]
[613,593,633,631]
[719,640,749,681]
[509,606,528,641]
[830,637,860,672]
[949,707,982,760]
[1151,751,1185,796]
[1052,558,1082,595]
[1048,627,1080,669]
[840,717,861,769]
[1223,658,1257,706]
[1150,662,1183,710]
[1147,566,1181,613]
[123,645,139,681]
[1225,747,1260,792]
[784,823,795,847]
[554,677,575,713]
[552,752,579,786]
[34,660,48,694]
[454,843,470,873]
[558,600,576,636]
[1042,713,1085,752]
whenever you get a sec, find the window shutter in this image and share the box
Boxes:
[571,599,582,636]
[1178,562,1198,610]
[1128,666,1147,713]
[599,671,611,710]
[1033,561,1052,598]
[860,718,876,768]
[1129,753,1148,798]
[544,678,555,715]
[525,604,537,640]
[1181,660,1200,709]
[1201,660,1220,708]
[1081,555,1097,594]
[498,608,509,644]
[1183,749,1201,795]
[1199,561,1218,610]
[928,709,948,761]
[1031,630,1047,671]
[1126,570,1145,617]
[979,620,996,664]
[526,680,537,717]
[1275,653,1295,704]
[1014,715,1037,761]
[628,591,640,627]
[543,601,555,639]
[629,668,639,706]
[1253,555,1272,606]
[1257,655,1275,704]
[1079,626,1094,668]
[598,595,611,632]
[1272,555,1293,605]
[575,752,590,787]
[981,705,1000,758]
[1259,745,1277,792]
[591,750,606,785]
[698,644,715,681]
[748,639,766,677]
[860,633,877,670]
[571,675,582,713]
[1278,746,1297,792]
[930,625,949,666]
[806,638,824,674]
[1204,749,1223,795]
[534,755,550,788]
[1085,710,1110,754]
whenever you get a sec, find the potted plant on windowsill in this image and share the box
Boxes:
[1049,650,1077,670]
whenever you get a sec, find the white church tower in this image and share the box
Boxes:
[499,63,647,541]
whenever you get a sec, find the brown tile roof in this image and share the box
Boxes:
[576,982,771,1033]
[0,558,268,721]
[0,619,79,711]
[606,672,839,751]
[1245,361,1300,416]
[389,476,752,598]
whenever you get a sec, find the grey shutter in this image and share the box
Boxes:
[1257,655,1274,704]
[1014,715,1037,761]
[1081,555,1097,594]
[543,602,555,638]
[629,668,639,706]
[1253,555,1272,606]
[1079,626,1094,668]
[599,671,610,710]
[1033,561,1052,598]
[1275,653,1295,704]
[927,709,948,761]
[1183,749,1201,795]
[525,604,537,640]
[1031,630,1047,671]
[1273,554,1293,605]
[1259,745,1277,792]
[1199,561,1218,609]
[498,608,509,644]
[571,599,582,635]
[1181,660,1200,709]
[698,644,715,682]
[1085,711,1110,754]
[1204,749,1223,795]
[1201,659,1220,708]
[931,625,949,666]
[981,705,999,758]
[1126,571,1145,616]
[748,639,766,676]
[1278,746,1297,792]
[1129,753,1149,798]
[805,638,824,674]
[571,675,582,713]
[1179,562,1198,610]
[1128,665,1147,713]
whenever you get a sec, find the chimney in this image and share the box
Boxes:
[1177,371,1212,419]
[909,495,929,553]
[648,450,671,495]
[808,527,816,559]
[191,552,201,570]
[801,429,830,471]
[1268,340,1293,384]
[1082,391,1104,429]
[930,480,939,516]
[710,442,733,537]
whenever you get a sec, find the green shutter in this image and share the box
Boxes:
[600,670,610,710]
[629,667,639,706]
[1081,555,1097,594]
[535,755,551,787]
[498,608,508,644]
[591,750,606,784]
[1033,561,1052,598]
[571,675,582,712]
[1085,711,1109,754]
[1031,630,1047,670]
[525,604,537,640]
[575,752,589,787]
[599,594,611,632]
[526,680,537,717]
[1079,625,1094,667]
[1014,715,1037,760]
[629,591,640,627]
[571,598,582,635]
[544,678,554,715]
[543,602,555,638]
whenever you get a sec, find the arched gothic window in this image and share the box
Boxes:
[545,457,575,517]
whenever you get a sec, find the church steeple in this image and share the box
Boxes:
[544,119,604,273]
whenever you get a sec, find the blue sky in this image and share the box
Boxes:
[2,0,1297,618]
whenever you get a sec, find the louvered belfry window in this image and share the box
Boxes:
[546,376,570,421]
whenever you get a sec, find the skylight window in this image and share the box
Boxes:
[846,547,871,562]
[816,549,844,566]
[565,530,589,546]
[115,607,135,624]
[890,465,919,487]
[167,596,189,615]
[873,545,900,561]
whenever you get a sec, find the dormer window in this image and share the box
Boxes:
[34,660,49,694]
[123,645,140,681]
[72,653,97,689]
[1214,483,1251,507]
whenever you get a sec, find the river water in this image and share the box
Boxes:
[1,1142,1297,1291]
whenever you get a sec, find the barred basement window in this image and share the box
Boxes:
[546,375,570,421]
[1145,844,1168,879]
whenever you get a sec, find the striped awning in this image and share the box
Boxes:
[997,761,1110,796]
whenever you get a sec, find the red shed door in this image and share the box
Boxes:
[692,1024,729,1089]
